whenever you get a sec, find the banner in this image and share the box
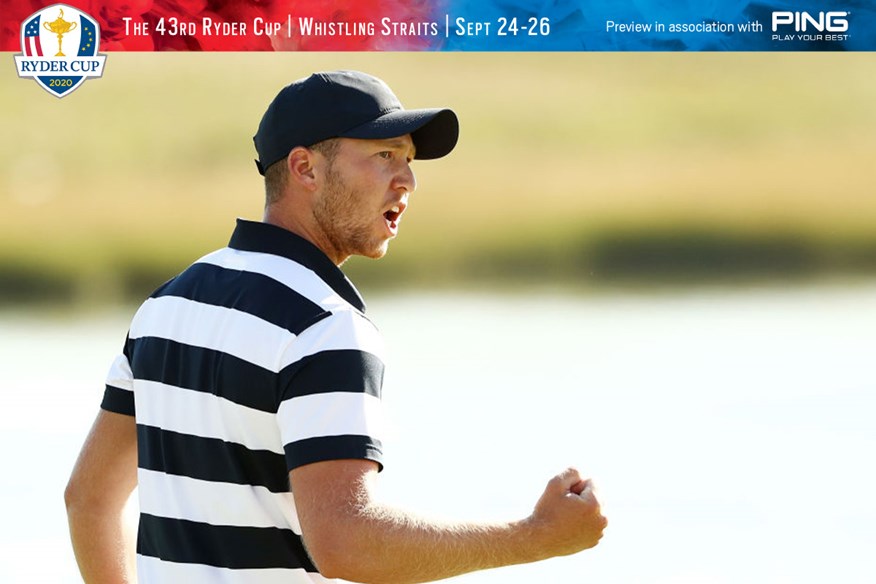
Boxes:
[3,0,875,52]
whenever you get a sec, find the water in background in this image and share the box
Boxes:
[2,284,875,583]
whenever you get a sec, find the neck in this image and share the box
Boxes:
[263,205,347,266]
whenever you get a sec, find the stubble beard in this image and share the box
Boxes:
[313,164,389,264]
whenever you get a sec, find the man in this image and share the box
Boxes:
[65,70,607,583]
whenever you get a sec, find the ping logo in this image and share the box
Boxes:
[771,11,849,32]
[13,3,107,98]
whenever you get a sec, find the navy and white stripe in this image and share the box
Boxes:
[101,219,385,583]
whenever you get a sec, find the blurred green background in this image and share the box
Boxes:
[2,53,875,306]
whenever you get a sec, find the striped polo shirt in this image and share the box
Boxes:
[100,219,386,583]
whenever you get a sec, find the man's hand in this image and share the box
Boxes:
[527,467,608,558]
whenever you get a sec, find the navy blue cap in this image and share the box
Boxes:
[253,70,459,175]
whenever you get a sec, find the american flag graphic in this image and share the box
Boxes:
[22,15,43,57]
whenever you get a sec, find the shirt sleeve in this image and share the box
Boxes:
[277,309,386,472]
[100,337,135,416]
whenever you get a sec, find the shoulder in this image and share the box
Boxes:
[280,306,384,371]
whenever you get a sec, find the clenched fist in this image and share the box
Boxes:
[527,467,607,558]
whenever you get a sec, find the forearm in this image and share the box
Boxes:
[331,501,543,584]
[67,495,138,583]
[299,469,549,584]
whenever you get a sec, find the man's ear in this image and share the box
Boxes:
[286,146,317,189]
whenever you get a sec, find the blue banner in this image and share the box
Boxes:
[439,0,875,51]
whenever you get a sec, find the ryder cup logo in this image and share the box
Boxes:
[14,4,107,98]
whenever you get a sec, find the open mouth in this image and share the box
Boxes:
[384,205,402,228]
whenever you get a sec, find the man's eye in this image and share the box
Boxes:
[378,151,393,159]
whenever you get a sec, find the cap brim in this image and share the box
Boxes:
[340,108,459,160]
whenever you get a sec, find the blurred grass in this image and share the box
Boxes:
[1,53,875,304]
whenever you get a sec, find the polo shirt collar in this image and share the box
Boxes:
[228,219,366,312]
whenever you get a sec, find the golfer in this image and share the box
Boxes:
[65,70,606,583]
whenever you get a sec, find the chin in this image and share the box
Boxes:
[363,242,390,260]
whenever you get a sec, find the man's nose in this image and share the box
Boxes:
[395,163,416,195]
